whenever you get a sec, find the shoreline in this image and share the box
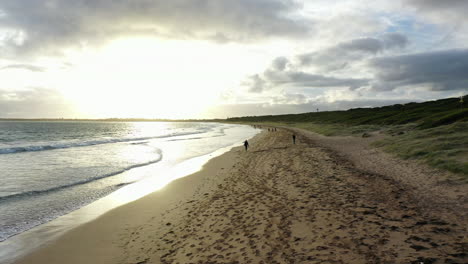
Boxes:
[14,134,257,264]
[14,128,467,263]
[2,128,260,264]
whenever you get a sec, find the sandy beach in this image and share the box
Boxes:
[15,128,467,264]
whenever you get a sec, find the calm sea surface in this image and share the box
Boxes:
[0,121,258,241]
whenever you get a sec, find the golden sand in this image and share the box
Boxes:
[16,129,467,264]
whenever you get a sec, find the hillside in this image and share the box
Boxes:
[227,95,467,129]
[226,95,468,176]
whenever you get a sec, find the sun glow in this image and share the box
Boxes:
[48,37,271,119]
[0,34,286,119]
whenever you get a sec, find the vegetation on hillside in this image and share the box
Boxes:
[374,121,467,176]
[226,96,468,177]
[227,96,467,128]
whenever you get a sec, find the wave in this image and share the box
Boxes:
[165,127,228,142]
[167,137,203,142]
[0,152,163,202]
[130,141,149,145]
[0,131,206,155]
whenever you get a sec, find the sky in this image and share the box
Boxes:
[0,0,467,119]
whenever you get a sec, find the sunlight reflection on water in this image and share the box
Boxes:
[0,140,245,264]
[108,151,208,205]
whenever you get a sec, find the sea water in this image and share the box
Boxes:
[0,121,259,242]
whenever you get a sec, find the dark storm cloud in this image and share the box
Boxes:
[0,88,75,118]
[244,70,369,93]
[0,64,45,72]
[370,49,468,91]
[242,35,467,94]
[242,35,405,92]
[265,70,369,89]
[252,47,468,93]
[298,33,408,70]
[0,0,310,57]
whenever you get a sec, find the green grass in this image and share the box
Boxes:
[373,122,468,176]
[226,96,468,177]
[227,96,467,128]
[289,123,381,136]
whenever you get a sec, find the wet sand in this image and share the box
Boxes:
[16,129,467,264]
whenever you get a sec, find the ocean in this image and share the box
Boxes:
[0,121,259,243]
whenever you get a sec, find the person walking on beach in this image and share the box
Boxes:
[243,140,249,151]
[292,134,296,144]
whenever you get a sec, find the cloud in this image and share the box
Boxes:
[405,0,468,23]
[381,33,409,49]
[0,0,311,57]
[247,47,468,95]
[0,88,76,118]
[271,92,309,104]
[265,70,369,89]
[383,1,468,50]
[370,49,468,91]
[271,56,290,71]
[242,35,468,101]
[242,35,407,92]
[244,70,369,93]
[310,9,389,43]
[0,64,45,72]
[297,33,408,70]
[243,74,268,93]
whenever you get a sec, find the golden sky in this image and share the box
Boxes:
[0,0,467,119]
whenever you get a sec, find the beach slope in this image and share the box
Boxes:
[16,129,467,264]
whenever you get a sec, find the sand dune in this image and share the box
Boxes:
[16,129,467,264]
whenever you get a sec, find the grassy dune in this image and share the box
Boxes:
[373,122,467,175]
[227,96,468,177]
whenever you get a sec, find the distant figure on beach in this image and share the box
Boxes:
[292,134,296,144]
[244,140,249,151]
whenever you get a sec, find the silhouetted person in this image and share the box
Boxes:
[244,140,249,151]
[292,134,296,144]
